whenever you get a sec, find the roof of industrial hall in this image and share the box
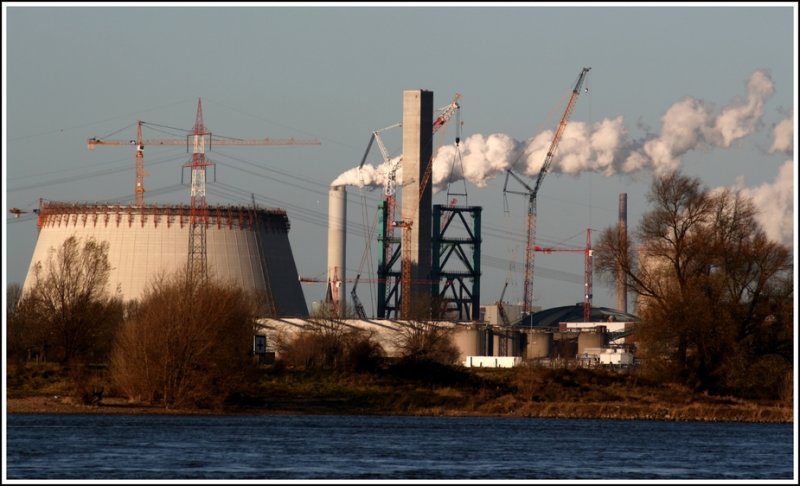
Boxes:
[516,304,640,328]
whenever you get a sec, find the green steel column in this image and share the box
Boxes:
[377,200,388,318]
[432,204,442,305]
[472,207,482,321]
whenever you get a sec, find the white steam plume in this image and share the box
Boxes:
[769,112,794,155]
[710,69,774,147]
[332,70,777,190]
[331,155,401,188]
[734,160,794,247]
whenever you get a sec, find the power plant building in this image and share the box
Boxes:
[23,201,309,316]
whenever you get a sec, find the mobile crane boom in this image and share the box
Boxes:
[503,67,590,315]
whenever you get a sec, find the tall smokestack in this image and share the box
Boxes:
[616,193,628,313]
[401,89,434,318]
[327,185,347,316]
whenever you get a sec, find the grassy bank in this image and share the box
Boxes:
[5,361,793,423]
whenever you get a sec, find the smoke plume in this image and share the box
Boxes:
[769,112,794,155]
[333,70,779,192]
[735,160,794,247]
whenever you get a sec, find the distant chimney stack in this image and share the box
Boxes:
[327,185,347,316]
[616,193,627,313]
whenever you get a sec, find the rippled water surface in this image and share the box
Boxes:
[5,414,795,480]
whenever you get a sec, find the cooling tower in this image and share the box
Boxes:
[22,201,308,317]
[327,185,347,316]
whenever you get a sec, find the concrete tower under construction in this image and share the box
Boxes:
[401,89,434,316]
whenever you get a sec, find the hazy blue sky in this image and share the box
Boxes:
[3,3,796,316]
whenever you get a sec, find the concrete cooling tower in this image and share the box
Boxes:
[23,201,308,317]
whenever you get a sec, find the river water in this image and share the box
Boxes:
[5,413,795,480]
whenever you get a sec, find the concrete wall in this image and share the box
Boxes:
[463,356,522,368]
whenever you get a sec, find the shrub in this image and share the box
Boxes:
[110,270,258,409]
[276,320,384,372]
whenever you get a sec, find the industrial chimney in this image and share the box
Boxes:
[400,90,434,318]
[327,185,347,316]
[616,192,628,313]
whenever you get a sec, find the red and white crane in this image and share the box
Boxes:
[503,67,591,315]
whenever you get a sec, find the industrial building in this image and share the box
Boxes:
[23,200,308,316]
[257,309,637,368]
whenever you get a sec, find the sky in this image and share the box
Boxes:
[3,2,797,318]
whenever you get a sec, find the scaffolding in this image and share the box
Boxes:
[431,204,481,321]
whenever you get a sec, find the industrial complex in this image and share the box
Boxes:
[16,69,640,369]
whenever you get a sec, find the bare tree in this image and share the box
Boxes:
[9,236,123,364]
[110,269,259,409]
[276,318,384,372]
[595,170,792,398]
[6,283,23,316]
[6,283,27,363]
[393,320,460,366]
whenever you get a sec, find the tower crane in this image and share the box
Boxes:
[503,67,591,316]
[533,228,594,322]
[535,229,649,323]
[88,97,320,281]
[356,122,402,271]
[87,99,320,208]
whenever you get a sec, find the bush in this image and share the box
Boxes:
[393,321,460,365]
[110,271,258,409]
[277,320,384,372]
[8,236,124,364]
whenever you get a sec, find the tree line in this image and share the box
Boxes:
[6,236,462,409]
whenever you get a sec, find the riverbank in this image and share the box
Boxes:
[5,394,793,423]
[6,364,793,423]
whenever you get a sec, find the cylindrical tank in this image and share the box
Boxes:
[524,330,553,359]
[327,185,347,316]
[578,332,605,355]
[23,201,308,316]
[452,327,480,358]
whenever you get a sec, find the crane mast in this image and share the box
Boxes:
[504,67,590,315]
